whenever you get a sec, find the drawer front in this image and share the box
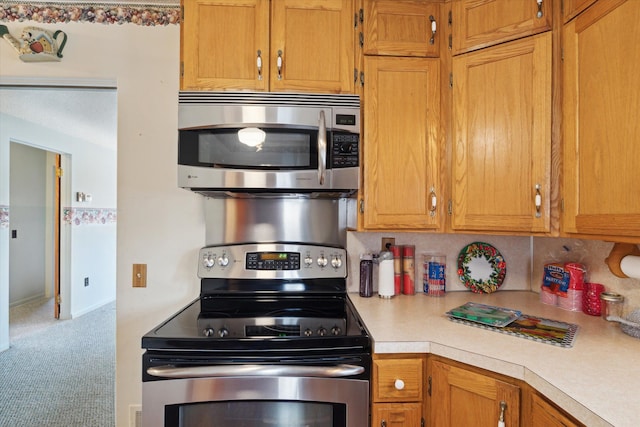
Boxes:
[373,358,424,402]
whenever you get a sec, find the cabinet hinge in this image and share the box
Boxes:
[56,294,61,305]
[180,61,184,78]
[449,73,453,89]
[448,34,452,50]
[448,10,452,25]
[360,71,364,87]
[180,5,184,21]
[421,417,425,427]
[359,8,364,24]
[561,46,564,62]
[56,167,63,178]
[447,199,452,215]
[428,375,432,396]
[359,199,364,214]
[354,68,358,84]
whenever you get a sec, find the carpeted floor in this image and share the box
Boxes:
[0,299,115,427]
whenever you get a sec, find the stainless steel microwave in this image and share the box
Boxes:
[178,92,360,198]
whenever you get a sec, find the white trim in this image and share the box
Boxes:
[0,76,117,89]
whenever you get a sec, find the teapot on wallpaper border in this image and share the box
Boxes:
[0,24,67,62]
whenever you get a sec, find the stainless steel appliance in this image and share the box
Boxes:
[178,91,360,197]
[141,243,371,427]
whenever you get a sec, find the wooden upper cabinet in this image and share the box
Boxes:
[362,55,441,230]
[181,0,355,93]
[562,0,640,241]
[363,0,440,57]
[451,32,552,233]
[429,359,520,427]
[270,0,355,93]
[451,0,552,55]
[181,0,270,91]
[562,0,597,23]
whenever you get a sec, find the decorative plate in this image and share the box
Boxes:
[457,242,506,293]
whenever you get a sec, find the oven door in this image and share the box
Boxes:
[142,375,369,427]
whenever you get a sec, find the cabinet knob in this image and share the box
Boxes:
[394,379,405,390]
[256,50,263,81]
[536,0,544,19]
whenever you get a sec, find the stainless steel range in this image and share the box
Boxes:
[141,242,371,427]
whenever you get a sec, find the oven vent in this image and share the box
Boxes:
[129,404,142,427]
[179,90,360,108]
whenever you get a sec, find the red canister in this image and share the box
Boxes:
[583,282,605,316]
[402,245,415,295]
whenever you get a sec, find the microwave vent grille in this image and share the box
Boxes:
[179,91,360,109]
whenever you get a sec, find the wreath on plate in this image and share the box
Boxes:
[457,242,507,293]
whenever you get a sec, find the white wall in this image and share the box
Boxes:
[0,21,204,427]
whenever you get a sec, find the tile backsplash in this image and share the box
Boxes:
[346,232,640,314]
[347,232,531,294]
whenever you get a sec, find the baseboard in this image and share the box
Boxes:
[71,299,115,318]
[9,293,47,308]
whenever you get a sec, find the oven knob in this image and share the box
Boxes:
[218,254,229,267]
[317,256,328,268]
[203,327,215,337]
[331,326,342,336]
[217,327,229,338]
[304,256,313,267]
[331,256,342,269]
[317,327,327,336]
[203,255,215,269]
[304,328,313,337]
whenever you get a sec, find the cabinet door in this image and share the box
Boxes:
[562,0,640,240]
[562,0,597,23]
[529,392,582,427]
[451,0,552,55]
[372,403,423,427]
[451,32,551,233]
[429,360,520,427]
[181,0,270,91]
[362,56,441,230]
[363,0,440,57]
[270,0,354,93]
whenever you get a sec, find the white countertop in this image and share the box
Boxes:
[349,290,640,427]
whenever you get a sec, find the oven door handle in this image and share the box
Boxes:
[147,364,364,379]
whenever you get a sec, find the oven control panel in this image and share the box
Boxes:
[198,243,347,279]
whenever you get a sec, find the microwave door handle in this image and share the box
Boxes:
[318,110,327,185]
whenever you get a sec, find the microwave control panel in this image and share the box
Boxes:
[331,132,359,168]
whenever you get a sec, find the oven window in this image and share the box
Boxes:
[166,400,346,427]
[179,127,319,170]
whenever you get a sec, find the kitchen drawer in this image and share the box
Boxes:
[373,356,425,402]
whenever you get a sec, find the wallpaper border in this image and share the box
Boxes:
[0,1,180,25]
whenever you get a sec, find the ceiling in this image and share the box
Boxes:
[0,86,117,150]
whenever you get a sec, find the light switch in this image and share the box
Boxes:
[132,264,147,288]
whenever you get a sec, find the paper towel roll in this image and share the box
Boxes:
[620,255,640,279]
[378,259,395,298]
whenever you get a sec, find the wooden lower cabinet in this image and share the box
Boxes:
[428,357,520,427]
[421,355,585,427]
[523,390,583,427]
[372,403,422,427]
[371,354,427,426]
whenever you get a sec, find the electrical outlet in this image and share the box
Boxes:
[381,237,395,251]
[84,277,89,287]
[132,264,147,288]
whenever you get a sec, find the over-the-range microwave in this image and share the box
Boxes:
[177,91,360,198]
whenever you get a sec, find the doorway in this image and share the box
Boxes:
[0,83,117,350]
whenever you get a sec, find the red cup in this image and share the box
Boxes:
[583,283,605,316]
[565,262,586,290]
